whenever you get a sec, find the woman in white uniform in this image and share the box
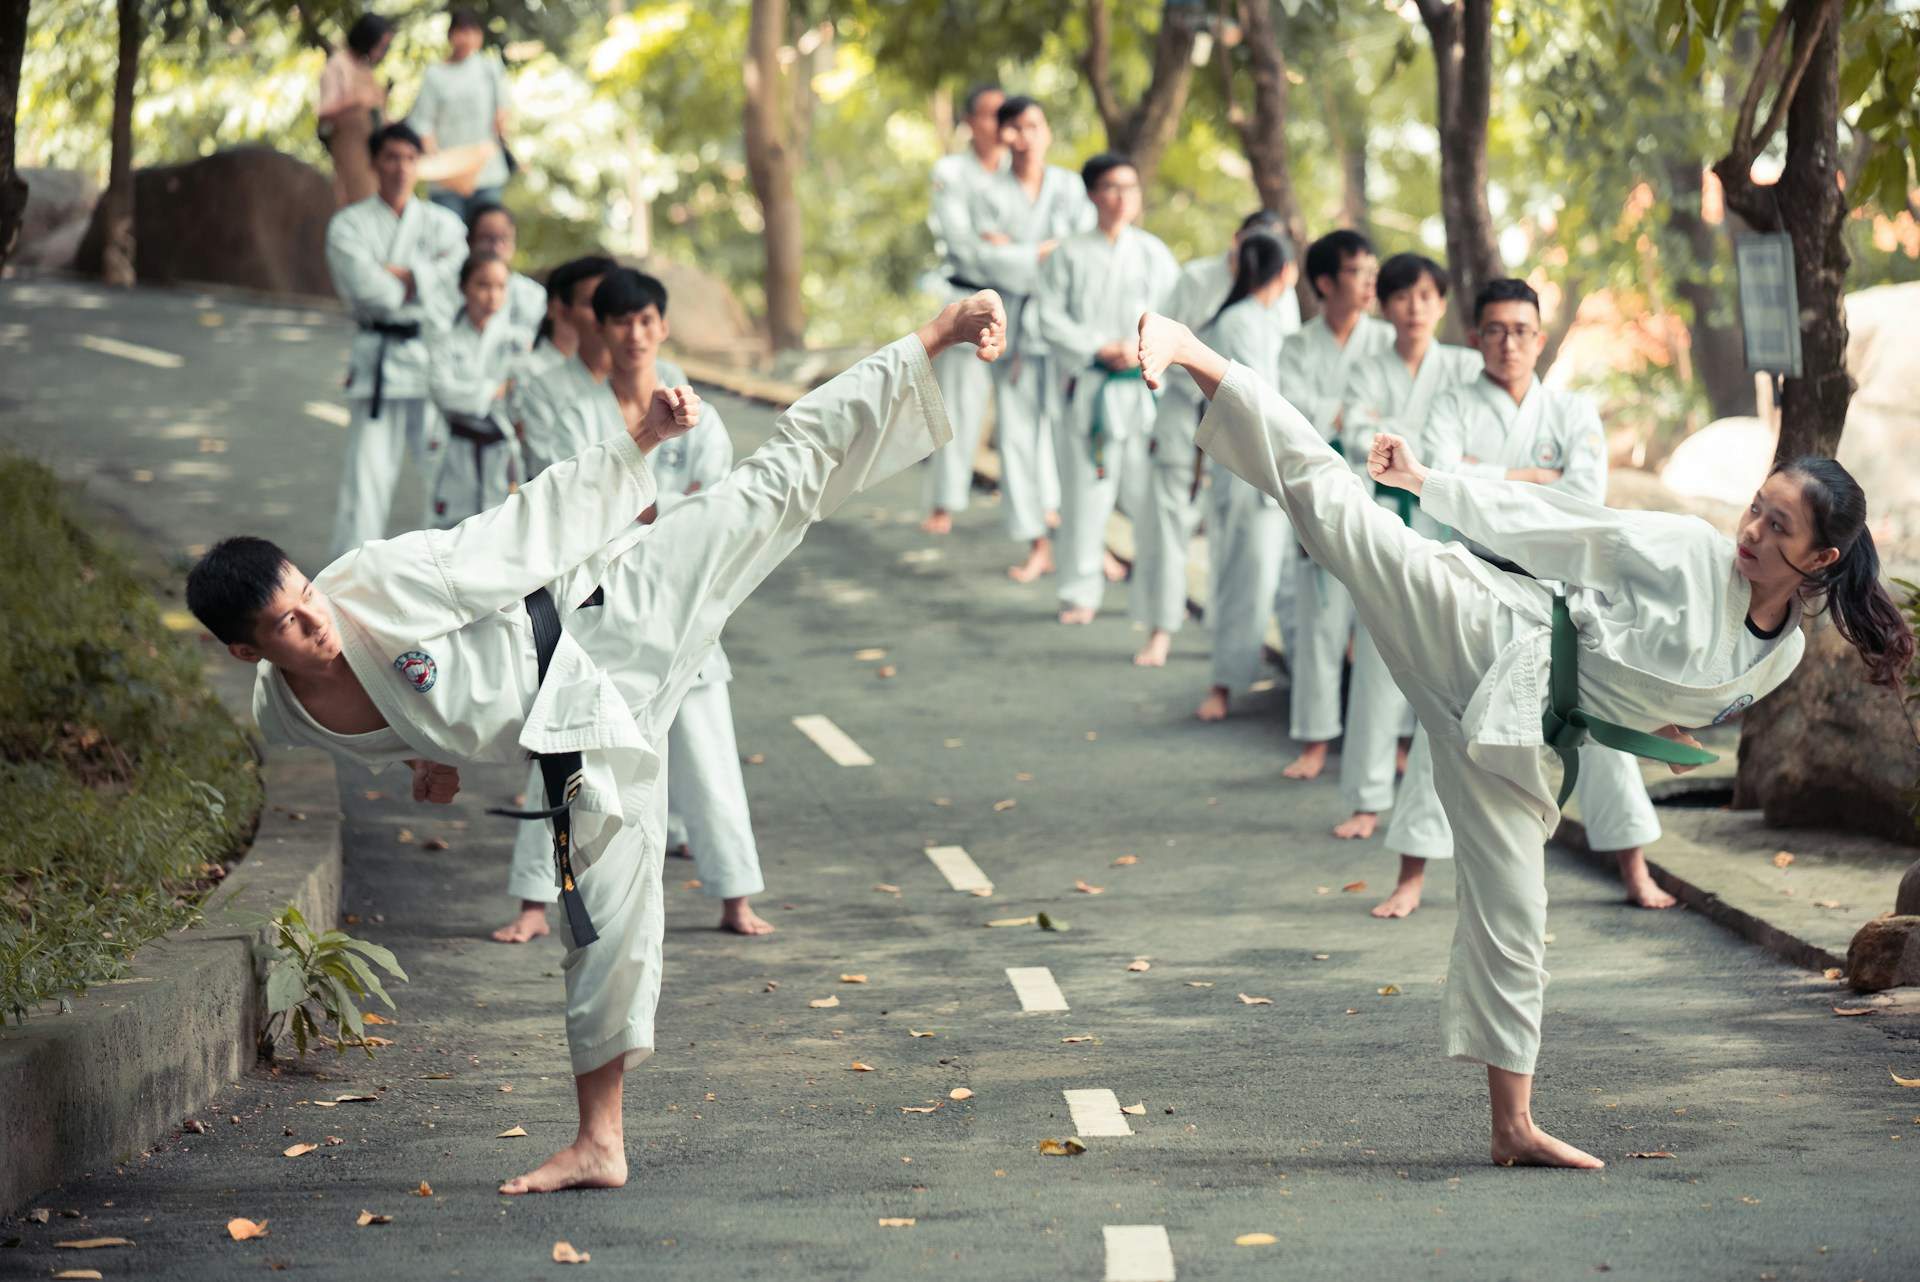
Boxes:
[1136,308,1911,1168]
[427,252,531,526]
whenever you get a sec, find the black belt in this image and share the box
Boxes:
[1474,550,1532,578]
[358,319,421,420]
[443,413,508,446]
[947,275,990,292]
[485,587,597,946]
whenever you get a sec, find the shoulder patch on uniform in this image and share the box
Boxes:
[1711,693,1753,725]
[394,650,438,693]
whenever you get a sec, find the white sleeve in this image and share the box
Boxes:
[326,211,407,318]
[406,70,442,141]
[1033,247,1106,372]
[931,164,984,282]
[1423,389,1507,482]
[1552,396,1609,505]
[428,332,498,418]
[1274,335,1337,436]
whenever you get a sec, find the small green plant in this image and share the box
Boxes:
[255,905,407,1060]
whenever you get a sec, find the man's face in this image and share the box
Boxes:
[373,139,419,200]
[1472,298,1546,386]
[1090,163,1142,227]
[1002,106,1050,160]
[600,304,668,373]
[469,211,516,263]
[1382,273,1446,345]
[449,22,482,59]
[463,260,509,326]
[231,565,340,674]
[567,274,607,355]
[1316,250,1378,312]
[968,90,1006,152]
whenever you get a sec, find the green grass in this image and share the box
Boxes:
[0,455,263,1023]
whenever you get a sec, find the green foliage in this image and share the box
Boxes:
[255,904,408,1059]
[0,455,264,1025]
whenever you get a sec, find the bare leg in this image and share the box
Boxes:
[1370,855,1427,918]
[720,896,776,935]
[1134,628,1172,667]
[499,1057,630,1194]
[1283,740,1331,780]
[1397,738,1411,775]
[491,901,551,944]
[1196,684,1230,721]
[1009,535,1055,583]
[920,508,954,535]
[1332,811,1379,840]
[1614,847,1677,909]
[1487,1067,1604,1169]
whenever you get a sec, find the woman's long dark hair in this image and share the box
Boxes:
[1210,232,1291,326]
[1774,455,1914,686]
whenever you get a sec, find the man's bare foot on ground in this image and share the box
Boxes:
[1491,1121,1605,1170]
[1059,606,1096,625]
[499,1136,629,1195]
[1196,685,1230,722]
[720,897,776,935]
[1103,550,1128,582]
[1008,540,1054,583]
[490,903,550,943]
[1616,848,1677,909]
[1371,878,1423,919]
[1134,629,1172,667]
[1332,811,1378,840]
[1283,741,1330,780]
[920,509,953,535]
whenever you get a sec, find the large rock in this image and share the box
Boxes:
[638,256,758,361]
[1731,621,1920,845]
[1846,915,1920,992]
[14,167,100,270]
[74,147,334,297]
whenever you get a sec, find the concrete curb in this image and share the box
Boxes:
[0,749,342,1213]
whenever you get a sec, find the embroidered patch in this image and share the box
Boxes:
[393,650,437,693]
[1711,693,1753,725]
[1535,441,1563,468]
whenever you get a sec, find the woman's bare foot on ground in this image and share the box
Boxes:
[1615,848,1677,909]
[1196,686,1230,721]
[720,897,776,935]
[1059,606,1096,625]
[1332,811,1378,840]
[1103,550,1128,582]
[1283,741,1330,780]
[1134,629,1172,667]
[1008,540,1054,583]
[499,1136,629,1195]
[1491,1121,1605,1170]
[920,509,954,535]
[491,903,550,943]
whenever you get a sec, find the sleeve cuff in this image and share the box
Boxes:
[1194,360,1254,455]
[1417,470,1463,526]
[611,429,660,513]
[905,333,956,451]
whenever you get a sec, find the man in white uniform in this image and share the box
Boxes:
[505,255,613,453]
[406,7,512,223]
[516,256,616,479]
[187,292,1007,1196]
[1375,277,1669,917]
[1133,209,1298,669]
[920,83,1007,535]
[1033,153,1179,625]
[965,96,1096,583]
[466,201,546,334]
[324,122,468,561]
[1267,230,1394,756]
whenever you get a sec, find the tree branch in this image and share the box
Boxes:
[1727,2,1796,164]
[1081,0,1122,134]
[1752,0,1841,152]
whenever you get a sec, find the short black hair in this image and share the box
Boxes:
[187,537,293,647]
[459,251,505,290]
[1377,252,1449,304]
[448,7,483,33]
[466,201,514,237]
[592,267,669,323]
[996,95,1042,130]
[1303,229,1374,300]
[1238,208,1283,235]
[546,254,618,310]
[962,83,1003,116]
[1081,152,1135,193]
[1473,277,1541,325]
[345,13,392,58]
[369,121,424,161]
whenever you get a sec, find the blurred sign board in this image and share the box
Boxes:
[1734,232,1802,377]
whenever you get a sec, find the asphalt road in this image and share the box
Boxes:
[3,278,1918,1282]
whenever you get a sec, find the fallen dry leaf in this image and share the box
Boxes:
[363,790,383,801]
[1833,1006,1877,1017]
[1037,912,1069,932]
[52,1271,104,1280]
[1824,968,1844,980]
[1061,1035,1096,1044]
[1120,1102,1146,1116]
[1126,959,1152,973]
[309,1099,337,1109]
[325,1135,344,1146]
[396,829,415,844]
[985,916,1037,928]
[932,797,952,807]
[1626,1152,1675,1159]
[356,1211,392,1227]
[422,837,450,851]
[419,1072,454,1080]
[908,1029,935,1038]
[1312,953,1331,961]
[745,753,766,765]
[283,1143,319,1158]
[873,883,901,895]
[876,665,898,679]
[853,648,887,661]
[413,1181,433,1197]
[355,1035,394,1048]
[498,1084,513,1094]
[55,1238,135,1250]
[1772,850,1795,869]
[551,1241,591,1264]
[900,1105,941,1114]
[497,1125,528,1138]
[1237,993,1273,1006]
[1341,881,1368,893]
[809,996,841,1009]
[1015,771,1034,782]
[1235,1233,1278,1246]
[362,1012,392,1026]
[334,1093,378,1104]
[877,1217,916,1228]
[1812,899,1842,909]
[1185,981,1215,988]
[840,974,869,984]
[968,886,994,897]
[1378,985,1401,996]
[992,798,1017,812]
[943,738,963,749]
[1892,1069,1920,1088]
[763,980,780,992]
[1084,731,1098,741]
[26,1209,50,1224]
[1314,886,1331,895]
[1037,1137,1087,1156]
[949,1088,974,1101]
[226,1219,268,1241]
[1112,854,1139,866]
[850,1062,876,1072]
[680,879,703,890]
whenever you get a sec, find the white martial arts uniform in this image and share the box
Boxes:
[1201,294,1299,691]
[923,147,1009,516]
[1196,359,1803,1074]
[1135,255,1299,637]
[504,270,546,335]
[966,164,1096,543]
[1033,225,1179,614]
[1333,343,1482,813]
[1385,376,1662,859]
[1275,313,1396,742]
[253,335,950,1076]
[517,355,609,479]
[426,308,533,527]
[324,193,469,559]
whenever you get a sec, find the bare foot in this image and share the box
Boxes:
[1044,509,1061,531]
[1332,811,1378,840]
[920,509,954,535]
[1491,1121,1606,1170]
[498,1136,629,1195]
[667,843,692,861]
[1103,549,1128,582]
[1058,605,1096,625]
[1134,629,1172,667]
[1196,686,1230,722]
[1136,312,1193,389]
[720,898,776,935]
[490,903,550,944]
[1371,880,1423,919]
[1282,741,1330,780]
[1008,540,1054,583]
[1615,848,1677,910]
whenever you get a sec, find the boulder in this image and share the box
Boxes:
[1845,915,1920,993]
[14,167,100,271]
[1731,620,1920,846]
[74,147,334,297]
[638,256,758,361]
[1899,861,1920,917]
[1606,466,1741,536]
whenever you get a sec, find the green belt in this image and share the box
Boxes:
[1088,364,1147,480]
[1544,594,1717,806]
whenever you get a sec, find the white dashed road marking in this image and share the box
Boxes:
[1062,1088,1132,1138]
[303,401,352,427]
[1103,1225,1175,1282]
[1005,966,1068,1012]
[924,844,992,893]
[77,334,184,369]
[790,715,874,766]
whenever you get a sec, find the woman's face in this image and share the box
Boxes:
[463,260,509,326]
[1735,470,1839,588]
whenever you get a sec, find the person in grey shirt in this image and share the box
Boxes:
[407,7,512,222]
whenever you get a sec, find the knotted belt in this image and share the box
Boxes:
[485,587,598,945]
[1087,364,1147,479]
[358,319,421,420]
[1542,593,1716,806]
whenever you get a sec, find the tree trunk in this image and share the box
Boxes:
[1320,61,1370,237]
[100,0,139,287]
[0,0,28,271]
[1081,0,1200,188]
[742,0,805,350]
[1416,0,1500,317]
[1218,1,1305,248]
[1666,160,1755,419]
